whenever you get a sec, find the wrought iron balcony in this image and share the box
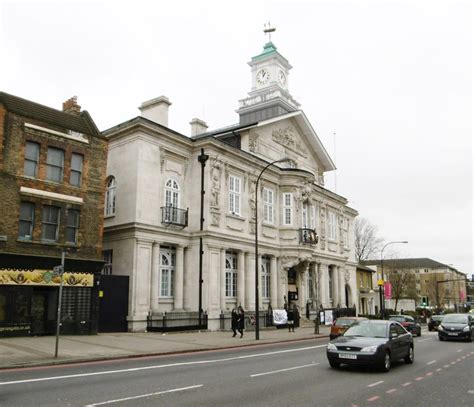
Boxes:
[161,206,188,228]
[299,228,319,245]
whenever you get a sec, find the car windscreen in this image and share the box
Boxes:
[335,318,356,326]
[388,316,405,322]
[344,323,387,338]
[442,315,468,324]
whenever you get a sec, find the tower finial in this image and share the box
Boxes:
[263,22,276,42]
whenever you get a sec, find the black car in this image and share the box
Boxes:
[326,320,414,372]
[428,315,444,331]
[438,313,473,342]
[388,315,422,336]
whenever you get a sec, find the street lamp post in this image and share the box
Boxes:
[380,240,408,319]
[255,158,289,340]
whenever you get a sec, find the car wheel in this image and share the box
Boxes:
[439,336,444,341]
[428,327,432,332]
[404,346,414,364]
[380,351,391,372]
[329,360,340,369]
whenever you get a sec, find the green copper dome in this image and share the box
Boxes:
[252,42,278,61]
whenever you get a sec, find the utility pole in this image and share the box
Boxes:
[54,251,66,358]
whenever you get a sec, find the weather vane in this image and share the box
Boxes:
[263,22,276,42]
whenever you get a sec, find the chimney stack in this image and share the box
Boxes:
[139,96,171,127]
[62,96,81,114]
[190,118,208,136]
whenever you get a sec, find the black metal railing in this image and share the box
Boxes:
[299,228,319,245]
[160,206,188,227]
[147,311,207,332]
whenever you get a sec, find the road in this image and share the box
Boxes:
[0,329,472,406]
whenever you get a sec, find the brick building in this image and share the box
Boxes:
[0,92,107,337]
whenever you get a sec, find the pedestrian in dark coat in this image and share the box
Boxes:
[287,305,295,332]
[231,309,238,337]
[237,306,245,338]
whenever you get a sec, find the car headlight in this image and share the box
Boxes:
[438,325,444,331]
[327,343,337,351]
[463,326,470,332]
[361,345,378,353]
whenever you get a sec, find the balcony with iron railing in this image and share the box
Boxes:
[161,206,188,228]
[299,228,319,245]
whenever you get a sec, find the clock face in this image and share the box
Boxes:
[256,69,270,85]
[278,70,287,86]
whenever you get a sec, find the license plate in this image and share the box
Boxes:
[448,332,458,336]
[339,353,357,360]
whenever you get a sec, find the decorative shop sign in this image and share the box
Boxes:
[0,268,93,287]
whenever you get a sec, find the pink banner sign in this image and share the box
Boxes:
[460,290,465,301]
[384,281,392,300]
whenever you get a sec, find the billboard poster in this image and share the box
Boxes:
[384,281,392,300]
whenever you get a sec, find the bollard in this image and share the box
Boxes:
[314,317,320,334]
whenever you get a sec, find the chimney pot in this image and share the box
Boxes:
[190,118,208,136]
[62,96,81,114]
[139,96,172,127]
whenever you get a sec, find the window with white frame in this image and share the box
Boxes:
[228,175,241,215]
[19,201,35,240]
[70,153,84,187]
[328,210,337,241]
[46,147,64,183]
[263,187,274,224]
[164,179,180,222]
[102,250,113,275]
[283,193,293,226]
[24,141,40,177]
[302,202,309,228]
[225,252,238,297]
[160,247,175,297]
[261,257,271,299]
[41,205,60,242]
[105,176,116,216]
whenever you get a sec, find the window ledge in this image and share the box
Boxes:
[104,214,116,219]
[226,212,244,220]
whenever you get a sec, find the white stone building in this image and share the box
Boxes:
[102,40,359,331]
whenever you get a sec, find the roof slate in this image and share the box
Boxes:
[0,91,100,136]
[362,258,450,269]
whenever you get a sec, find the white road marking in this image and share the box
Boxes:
[417,338,432,343]
[250,362,319,377]
[386,388,397,394]
[0,344,327,386]
[367,380,384,387]
[457,349,463,353]
[467,390,474,394]
[426,360,436,365]
[402,382,412,386]
[84,384,203,406]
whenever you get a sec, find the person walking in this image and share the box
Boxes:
[237,306,245,338]
[287,304,295,332]
[231,309,238,337]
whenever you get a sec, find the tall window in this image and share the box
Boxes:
[24,141,40,177]
[228,175,241,215]
[263,188,274,224]
[164,179,180,222]
[46,147,64,183]
[302,202,309,228]
[66,209,80,244]
[41,205,60,242]
[328,210,337,240]
[70,153,84,187]
[328,267,334,302]
[261,257,271,299]
[225,252,238,297]
[283,193,293,225]
[102,250,113,275]
[19,202,35,240]
[308,271,314,300]
[342,217,349,248]
[160,247,175,297]
[105,176,116,216]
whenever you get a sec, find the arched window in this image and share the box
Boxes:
[105,176,116,216]
[164,179,180,223]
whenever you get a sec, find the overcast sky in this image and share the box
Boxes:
[1,0,472,276]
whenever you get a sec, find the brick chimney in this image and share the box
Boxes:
[190,118,208,136]
[62,96,81,114]
[139,96,171,127]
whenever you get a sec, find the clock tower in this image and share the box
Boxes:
[237,30,300,125]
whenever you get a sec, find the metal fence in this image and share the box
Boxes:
[147,311,208,332]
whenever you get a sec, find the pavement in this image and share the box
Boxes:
[0,324,330,370]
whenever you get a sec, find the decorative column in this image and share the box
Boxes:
[246,253,255,310]
[220,248,226,311]
[320,263,330,308]
[270,256,278,308]
[338,267,345,307]
[183,246,192,310]
[258,254,263,309]
[300,263,309,311]
[174,245,184,310]
[237,251,245,308]
[150,241,160,312]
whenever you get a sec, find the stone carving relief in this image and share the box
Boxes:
[271,126,308,158]
[210,157,223,208]
[319,203,326,250]
[249,134,258,153]
[210,211,221,227]
[344,269,350,284]
[160,151,166,172]
[317,168,325,186]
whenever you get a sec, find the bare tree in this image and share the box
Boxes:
[385,269,418,313]
[354,217,384,262]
